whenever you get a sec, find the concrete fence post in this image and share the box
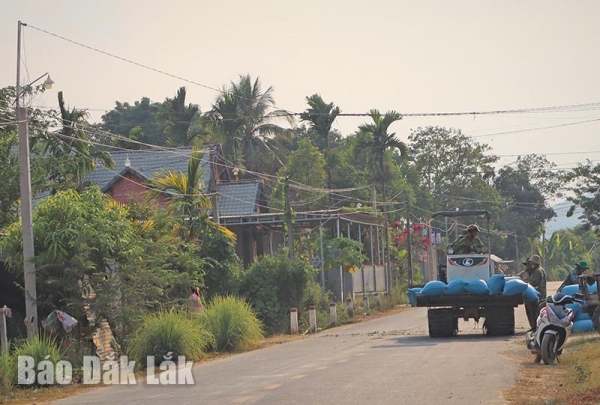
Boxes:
[308,306,317,333]
[329,303,337,326]
[0,306,9,355]
[290,307,299,334]
[346,297,354,318]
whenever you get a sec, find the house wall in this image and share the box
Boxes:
[107,174,168,208]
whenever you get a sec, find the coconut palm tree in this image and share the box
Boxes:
[146,147,211,240]
[300,94,341,202]
[207,74,293,175]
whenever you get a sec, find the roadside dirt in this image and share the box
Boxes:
[504,338,600,405]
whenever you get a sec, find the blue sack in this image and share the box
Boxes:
[406,287,423,307]
[487,274,505,295]
[561,284,580,296]
[523,285,539,302]
[464,279,489,295]
[420,280,447,296]
[572,319,594,333]
[444,279,467,295]
[566,302,580,318]
[502,278,528,296]
[575,310,591,322]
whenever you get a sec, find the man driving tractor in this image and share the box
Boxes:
[451,224,484,254]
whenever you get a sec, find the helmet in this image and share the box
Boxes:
[467,224,480,232]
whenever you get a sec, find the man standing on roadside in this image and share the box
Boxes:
[520,254,547,332]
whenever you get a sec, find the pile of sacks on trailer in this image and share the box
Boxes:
[560,283,598,333]
[406,275,598,334]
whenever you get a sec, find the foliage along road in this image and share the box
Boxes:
[52,297,536,405]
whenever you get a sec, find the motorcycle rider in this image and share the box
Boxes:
[557,260,589,292]
[451,224,484,254]
[519,254,547,332]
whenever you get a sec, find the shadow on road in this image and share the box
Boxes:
[371,332,519,348]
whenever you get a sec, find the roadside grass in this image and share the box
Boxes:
[1,297,409,404]
[507,333,600,405]
[202,295,264,352]
[128,309,213,367]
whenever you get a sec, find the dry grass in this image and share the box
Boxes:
[505,333,600,405]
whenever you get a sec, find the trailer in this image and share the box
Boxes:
[415,210,524,337]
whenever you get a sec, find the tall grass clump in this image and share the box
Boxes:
[203,296,264,352]
[13,334,64,386]
[128,309,213,367]
[0,350,16,394]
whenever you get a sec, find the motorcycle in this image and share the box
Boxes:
[525,292,583,365]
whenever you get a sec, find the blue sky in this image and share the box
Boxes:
[3,0,600,172]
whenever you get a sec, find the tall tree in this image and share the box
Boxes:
[272,139,327,212]
[300,94,341,202]
[36,91,113,192]
[100,97,163,147]
[207,74,293,174]
[357,109,407,206]
[565,161,600,235]
[159,87,201,146]
[408,126,498,209]
[494,158,556,263]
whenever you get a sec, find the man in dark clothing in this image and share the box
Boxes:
[558,260,589,292]
[519,254,547,331]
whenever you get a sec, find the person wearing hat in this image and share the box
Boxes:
[451,224,484,254]
[520,254,547,331]
[558,260,589,292]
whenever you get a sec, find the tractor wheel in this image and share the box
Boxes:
[428,308,456,338]
[484,306,515,336]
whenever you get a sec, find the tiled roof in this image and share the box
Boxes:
[217,182,263,217]
[82,146,264,218]
[86,147,211,192]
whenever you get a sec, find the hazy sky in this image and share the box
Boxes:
[3,0,600,171]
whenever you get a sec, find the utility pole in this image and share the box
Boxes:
[406,198,414,286]
[515,230,520,269]
[209,146,220,224]
[16,21,38,339]
[284,176,294,259]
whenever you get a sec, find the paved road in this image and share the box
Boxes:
[53,284,561,405]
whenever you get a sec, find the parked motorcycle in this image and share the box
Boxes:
[525,292,583,365]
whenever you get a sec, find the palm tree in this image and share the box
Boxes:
[146,147,211,240]
[160,87,201,146]
[357,109,407,205]
[207,74,293,174]
[40,91,113,191]
[300,94,341,202]
[357,109,407,289]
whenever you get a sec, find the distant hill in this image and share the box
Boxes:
[545,201,584,236]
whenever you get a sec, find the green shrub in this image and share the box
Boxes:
[128,309,212,367]
[203,296,264,352]
[0,350,16,395]
[239,253,317,334]
[13,334,64,386]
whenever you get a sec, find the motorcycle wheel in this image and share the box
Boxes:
[541,333,557,365]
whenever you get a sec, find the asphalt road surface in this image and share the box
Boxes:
[53,283,562,405]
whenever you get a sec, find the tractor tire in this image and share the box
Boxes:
[484,306,515,336]
[428,308,457,338]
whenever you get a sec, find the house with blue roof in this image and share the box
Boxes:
[83,144,270,266]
